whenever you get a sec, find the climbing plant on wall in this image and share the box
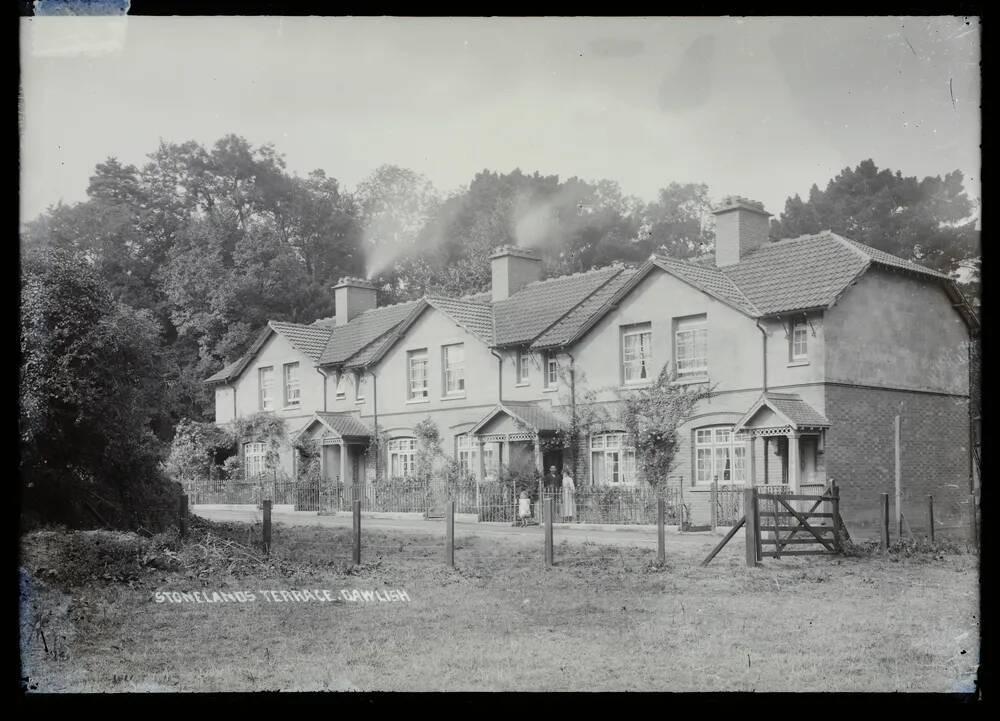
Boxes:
[619,363,713,488]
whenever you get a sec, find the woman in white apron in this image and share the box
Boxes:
[561,470,576,522]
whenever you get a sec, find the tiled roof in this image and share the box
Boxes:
[493,266,623,346]
[340,328,403,369]
[734,392,831,432]
[503,402,569,432]
[840,237,953,280]
[531,267,638,349]
[763,393,831,428]
[204,359,241,384]
[652,256,759,315]
[318,301,422,365]
[268,321,334,362]
[469,402,569,434]
[720,232,870,316]
[314,412,372,438]
[426,296,495,344]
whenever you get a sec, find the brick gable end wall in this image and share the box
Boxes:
[823,385,971,538]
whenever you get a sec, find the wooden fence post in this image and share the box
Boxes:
[970,493,979,550]
[927,495,935,544]
[178,494,188,540]
[352,499,361,565]
[657,497,666,564]
[830,482,841,552]
[262,500,272,555]
[678,476,685,531]
[446,500,455,568]
[880,493,890,552]
[710,477,718,531]
[753,489,763,563]
[544,497,554,567]
[744,487,758,567]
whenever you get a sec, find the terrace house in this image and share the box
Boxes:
[205,196,978,531]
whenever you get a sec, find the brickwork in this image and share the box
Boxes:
[823,385,971,537]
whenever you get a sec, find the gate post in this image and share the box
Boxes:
[880,493,890,552]
[744,487,759,567]
[830,481,841,552]
[710,477,718,531]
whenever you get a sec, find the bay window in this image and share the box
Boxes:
[590,432,637,485]
[244,442,267,481]
[694,426,749,485]
[388,438,417,478]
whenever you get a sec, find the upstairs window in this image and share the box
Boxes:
[544,351,559,388]
[443,343,465,395]
[355,372,366,402]
[407,349,429,400]
[388,438,417,478]
[694,426,749,485]
[674,316,708,377]
[622,323,652,385]
[791,320,809,361]
[283,362,300,407]
[516,349,531,385]
[258,366,275,411]
[335,373,347,400]
[590,432,637,485]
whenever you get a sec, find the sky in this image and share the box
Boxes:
[19,16,981,224]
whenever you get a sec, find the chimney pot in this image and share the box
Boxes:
[490,246,542,302]
[333,277,377,325]
[712,196,771,267]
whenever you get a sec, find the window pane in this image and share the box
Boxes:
[259,367,274,410]
[623,449,636,483]
[591,451,605,484]
[696,448,713,483]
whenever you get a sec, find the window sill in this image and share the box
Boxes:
[620,381,652,391]
[441,394,467,401]
[672,376,709,386]
[787,360,810,367]
[335,395,346,402]
[514,382,531,388]
[355,399,365,404]
[406,397,430,404]
[542,386,558,393]
[280,405,302,411]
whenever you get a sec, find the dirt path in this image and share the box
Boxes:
[192,507,726,553]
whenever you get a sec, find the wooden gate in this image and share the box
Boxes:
[702,481,848,567]
[756,483,844,559]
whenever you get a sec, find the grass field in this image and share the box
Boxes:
[19,518,980,693]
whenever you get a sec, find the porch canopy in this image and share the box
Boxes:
[467,402,567,478]
[291,412,371,482]
[733,392,831,492]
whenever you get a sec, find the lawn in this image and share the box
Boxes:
[19,517,980,693]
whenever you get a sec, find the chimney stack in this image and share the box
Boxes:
[712,196,772,267]
[490,246,542,302]
[333,277,377,326]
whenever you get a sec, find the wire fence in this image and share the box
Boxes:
[183,478,689,527]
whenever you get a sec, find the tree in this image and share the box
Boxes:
[773,160,980,302]
[20,247,179,530]
[619,364,713,488]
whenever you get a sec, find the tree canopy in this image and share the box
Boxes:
[772,159,980,304]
